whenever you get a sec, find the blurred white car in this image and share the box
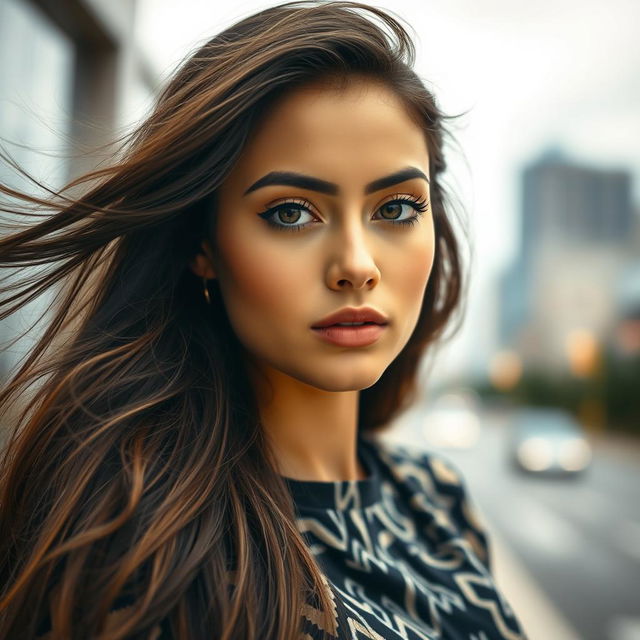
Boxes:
[508,407,592,476]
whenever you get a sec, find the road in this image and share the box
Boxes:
[381,403,640,640]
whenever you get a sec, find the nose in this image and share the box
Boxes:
[326,222,381,291]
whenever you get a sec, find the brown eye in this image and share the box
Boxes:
[379,202,403,220]
[373,195,429,227]
[257,199,317,232]
[277,207,303,224]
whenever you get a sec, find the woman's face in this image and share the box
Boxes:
[195,78,435,392]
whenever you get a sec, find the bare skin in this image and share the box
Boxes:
[190,77,435,482]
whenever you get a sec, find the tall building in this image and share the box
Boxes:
[520,148,634,251]
[499,148,637,370]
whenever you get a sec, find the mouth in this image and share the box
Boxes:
[317,321,382,327]
[310,307,389,346]
[311,307,389,329]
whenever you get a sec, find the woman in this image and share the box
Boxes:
[0,1,527,638]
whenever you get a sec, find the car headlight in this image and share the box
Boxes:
[558,438,591,471]
[516,437,554,471]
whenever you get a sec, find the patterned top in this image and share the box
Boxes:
[284,432,528,640]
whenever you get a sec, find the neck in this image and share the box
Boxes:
[250,365,365,482]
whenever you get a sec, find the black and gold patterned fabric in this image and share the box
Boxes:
[285,432,528,640]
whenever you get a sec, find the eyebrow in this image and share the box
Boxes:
[242,166,429,197]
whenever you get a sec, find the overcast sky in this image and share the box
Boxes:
[134,0,640,382]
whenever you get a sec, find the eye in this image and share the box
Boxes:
[372,194,430,227]
[257,198,317,232]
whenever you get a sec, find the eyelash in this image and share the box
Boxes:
[257,194,430,233]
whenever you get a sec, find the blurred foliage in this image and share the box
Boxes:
[601,347,640,432]
[469,347,640,436]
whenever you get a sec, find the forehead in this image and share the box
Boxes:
[221,78,429,196]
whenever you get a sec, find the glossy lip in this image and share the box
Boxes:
[311,306,389,329]
[311,324,386,347]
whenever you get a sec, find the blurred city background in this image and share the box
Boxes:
[1,0,639,639]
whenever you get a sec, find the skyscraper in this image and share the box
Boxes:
[499,148,637,369]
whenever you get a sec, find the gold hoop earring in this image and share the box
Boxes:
[202,276,211,304]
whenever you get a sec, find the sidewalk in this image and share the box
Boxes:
[487,521,581,640]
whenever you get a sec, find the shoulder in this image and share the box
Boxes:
[361,433,493,572]
[361,432,466,497]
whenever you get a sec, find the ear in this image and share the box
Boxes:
[189,239,217,280]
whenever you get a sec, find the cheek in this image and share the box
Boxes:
[387,223,436,334]
[395,223,435,299]
[213,225,307,335]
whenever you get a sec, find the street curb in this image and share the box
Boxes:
[487,518,582,640]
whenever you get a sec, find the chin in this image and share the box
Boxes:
[294,365,387,393]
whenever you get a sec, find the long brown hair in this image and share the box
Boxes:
[0,1,467,638]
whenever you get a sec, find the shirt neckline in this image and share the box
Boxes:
[282,434,382,511]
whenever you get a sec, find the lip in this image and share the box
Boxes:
[311,306,389,329]
[312,324,386,347]
[310,306,389,348]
